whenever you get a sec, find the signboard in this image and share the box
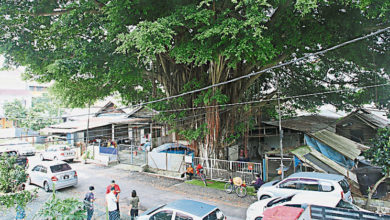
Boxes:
[248,162,254,171]
[185,155,193,163]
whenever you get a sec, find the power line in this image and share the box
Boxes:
[4,26,388,121]
[133,26,390,108]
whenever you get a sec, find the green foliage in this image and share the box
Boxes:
[364,127,390,175]
[36,188,85,220]
[2,96,63,131]
[1,0,390,153]
[0,153,36,210]
[0,153,27,193]
[179,123,208,142]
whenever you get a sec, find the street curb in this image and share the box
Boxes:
[139,170,185,181]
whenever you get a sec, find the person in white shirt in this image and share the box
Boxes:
[106,187,119,220]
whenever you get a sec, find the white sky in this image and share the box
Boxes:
[0,56,27,90]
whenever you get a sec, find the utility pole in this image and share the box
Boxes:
[277,77,284,179]
[86,100,91,158]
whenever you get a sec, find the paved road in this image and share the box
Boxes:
[1,156,253,220]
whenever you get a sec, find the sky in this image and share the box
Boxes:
[0,56,27,90]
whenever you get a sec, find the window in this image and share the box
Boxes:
[50,164,71,173]
[203,209,225,220]
[32,166,41,172]
[40,166,47,173]
[338,179,350,193]
[279,178,300,189]
[151,210,173,220]
[175,212,193,220]
[300,178,320,191]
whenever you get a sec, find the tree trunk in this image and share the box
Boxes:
[364,173,389,209]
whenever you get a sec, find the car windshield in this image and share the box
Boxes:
[267,195,295,207]
[336,200,358,210]
[50,164,72,173]
[203,209,225,220]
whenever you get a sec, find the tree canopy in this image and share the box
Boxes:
[3,96,63,131]
[1,0,390,156]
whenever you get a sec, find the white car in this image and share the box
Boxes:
[16,142,36,156]
[40,145,76,162]
[137,199,226,220]
[27,161,78,192]
[247,192,362,220]
[257,172,353,203]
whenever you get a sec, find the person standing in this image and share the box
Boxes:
[106,187,120,220]
[128,190,140,220]
[106,180,121,215]
[84,186,95,220]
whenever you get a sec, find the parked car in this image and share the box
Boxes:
[40,145,76,162]
[137,199,226,220]
[0,149,28,168]
[257,172,353,203]
[27,161,78,192]
[247,192,363,220]
[15,142,36,156]
[152,143,193,155]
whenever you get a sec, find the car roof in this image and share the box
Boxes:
[164,199,217,217]
[287,172,344,181]
[34,161,69,167]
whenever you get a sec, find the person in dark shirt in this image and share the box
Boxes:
[252,174,264,191]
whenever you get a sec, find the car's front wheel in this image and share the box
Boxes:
[43,181,50,192]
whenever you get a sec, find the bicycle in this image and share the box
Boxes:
[196,168,207,186]
[224,176,247,197]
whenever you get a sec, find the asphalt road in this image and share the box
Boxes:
[11,155,252,220]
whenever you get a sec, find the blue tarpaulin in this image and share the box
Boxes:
[100,147,117,155]
[304,135,354,169]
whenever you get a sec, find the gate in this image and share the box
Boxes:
[118,144,147,166]
[192,157,262,183]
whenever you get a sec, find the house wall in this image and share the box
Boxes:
[336,116,377,145]
[247,131,302,161]
[0,118,13,128]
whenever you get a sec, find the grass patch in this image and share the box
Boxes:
[186,179,257,196]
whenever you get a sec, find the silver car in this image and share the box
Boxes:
[27,161,78,192]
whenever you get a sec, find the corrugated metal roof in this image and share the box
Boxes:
[291,146,358,184]
[309,129,368,160]
[337,108,389,129]
[41,117,150,134]
[263,115,337,133]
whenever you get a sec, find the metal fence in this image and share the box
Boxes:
[117,144,147,166]
[192,157,262,183]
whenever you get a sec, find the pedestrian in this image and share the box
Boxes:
[15,184,26,220]
[128,190,140,220]
[106,187,120,220]
[106,180,121,215]
[84,186,95,220]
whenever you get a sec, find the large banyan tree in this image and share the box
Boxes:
[1,0,390,158]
